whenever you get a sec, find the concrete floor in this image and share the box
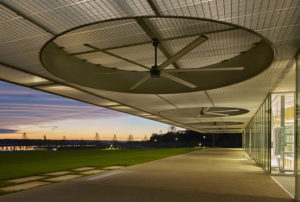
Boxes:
[0,148,294,202]
[272,175,295,197]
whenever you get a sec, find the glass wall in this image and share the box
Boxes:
[243,92,296,175]
[244,53,298,199]
[295,51,300,200]
[243,95,271,171]
[271,93,295,174]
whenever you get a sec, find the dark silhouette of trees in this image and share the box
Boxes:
[168,125,176,133]
[43,134,48,147]
[95,132,100,146]
[150,130,242,148]
[22,133,31,149]
[127,134,133,142]
[113,134,118,147]
[59,136,67,147]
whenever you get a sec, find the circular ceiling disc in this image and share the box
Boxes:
[160,107,249,119]
[41,16,274,94]
[199,128,242,130]
[189,122,244,126]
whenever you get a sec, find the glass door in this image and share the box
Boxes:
[271,93,295,173]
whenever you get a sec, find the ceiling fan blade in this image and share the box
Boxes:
[196,114,206,119]
[94,70,149,75]
[93,70,124,75]
[205,112,229,116]
[84,44,150,70]
[198,107,210,117]
[161,72,196,88]
[130,75,151,90]
[164,67,244,73]
[211,109,239,113]
[203,107,210,113]
[158,35,208,70]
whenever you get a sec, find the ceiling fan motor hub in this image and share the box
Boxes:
[150,66,161,78]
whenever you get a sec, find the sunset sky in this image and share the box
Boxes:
[0,81,173,141]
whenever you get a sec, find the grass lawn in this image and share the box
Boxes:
[0,148,197,182]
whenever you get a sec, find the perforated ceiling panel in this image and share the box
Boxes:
[148,17,233,38]
[55,19,150,53]
[0,0,299,133]
[273,64,296,92]
[2,0,154,34]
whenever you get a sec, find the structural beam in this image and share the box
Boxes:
[135,18,181,69]
[157,35,208,70]
[156,94,179,109]
[29,82,60,88]
[146,0,161,16]
[204,91,215,107]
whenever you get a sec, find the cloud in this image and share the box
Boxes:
[0,81,127,127]
[0,129,18,134]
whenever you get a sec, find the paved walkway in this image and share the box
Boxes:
[0,148,293,202]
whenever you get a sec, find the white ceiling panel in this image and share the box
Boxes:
[158,91,213,108]
[0,65,49,85]
[38,85,118,107]
[76,87,177,114]
[273,64,296,93]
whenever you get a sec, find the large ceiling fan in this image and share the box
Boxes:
[198,107,240,118]
[84,35,244,90]
[130,36,244,90]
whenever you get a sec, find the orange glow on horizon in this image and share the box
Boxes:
[0,131,149,141]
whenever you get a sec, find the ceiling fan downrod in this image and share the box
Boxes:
[150,38,160,78]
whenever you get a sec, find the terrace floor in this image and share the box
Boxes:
[0,148,293,202]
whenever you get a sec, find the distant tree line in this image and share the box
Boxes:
[149,130,242,148]
[0,130,242,151]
